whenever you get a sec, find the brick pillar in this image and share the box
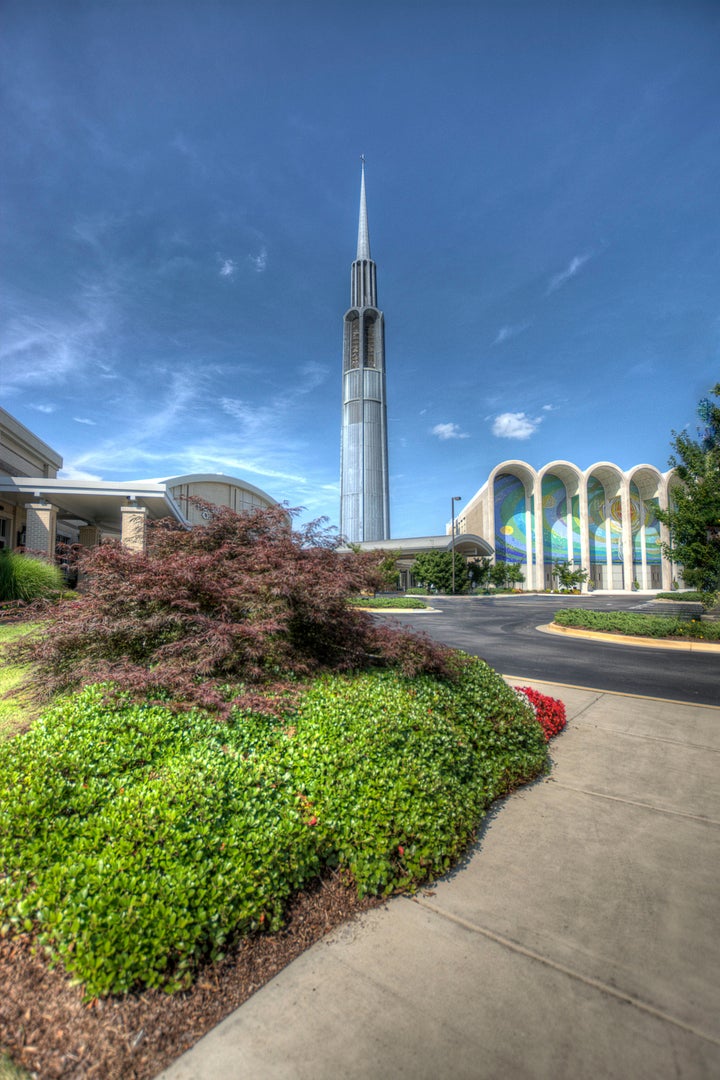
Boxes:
[120,504,148,552]
[78,524,101,548]
[25,502,58,557]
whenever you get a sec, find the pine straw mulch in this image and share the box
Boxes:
[0,875,383,1080]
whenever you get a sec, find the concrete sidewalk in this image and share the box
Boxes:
[159,682,720,1080]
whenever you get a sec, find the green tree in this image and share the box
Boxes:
[552,560,589,592]
[412,550,469,593]
[468,557,493,592]
[375,552,400,590]
[505,563,526,589]
[657,385,720,591]
[489,561,524,590]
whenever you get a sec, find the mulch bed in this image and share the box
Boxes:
[0,875,382,1079]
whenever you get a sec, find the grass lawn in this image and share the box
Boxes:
[0,623,40,737]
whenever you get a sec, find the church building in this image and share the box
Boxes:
[452,459,682,592]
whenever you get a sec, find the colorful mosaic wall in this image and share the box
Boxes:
[493,474,527,563]
[495,473,662,566]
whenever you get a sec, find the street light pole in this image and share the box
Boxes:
[451,496,462,594]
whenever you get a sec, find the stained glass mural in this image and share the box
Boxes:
[493,474,527,563]
[541,474,570,562]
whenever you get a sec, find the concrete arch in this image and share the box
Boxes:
[583,463,630,589]
[628,464,663,501]
[539,460,583,493]
[488,460,537,586]
[538,461,585,585]
[488,459,538,489]
[450,533,494,558]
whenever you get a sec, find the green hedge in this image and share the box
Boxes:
[0,660,547,998]
[553,609,720,641]
[348,596,427,609]
[654,591,717,609]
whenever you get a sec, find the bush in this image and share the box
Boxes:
[553,608,720,641]
[9,504,453,714]
[0,550,63,604]
[347,596,427,609]
[654,591,717,609]
[0,659,548,998]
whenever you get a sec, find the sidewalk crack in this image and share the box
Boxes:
[409,896,720,1049]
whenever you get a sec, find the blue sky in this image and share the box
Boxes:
[2,0,719,538]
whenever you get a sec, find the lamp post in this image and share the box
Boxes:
[451,496,462,594]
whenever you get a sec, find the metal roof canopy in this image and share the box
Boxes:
[340,533,493,557]
[0,476,189,534]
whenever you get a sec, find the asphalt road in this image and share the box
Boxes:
[379,595,720,706]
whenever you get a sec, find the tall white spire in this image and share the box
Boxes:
[340,158,390,543]
[356,156,371,261]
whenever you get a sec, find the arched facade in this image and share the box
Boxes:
[456,459,680,592]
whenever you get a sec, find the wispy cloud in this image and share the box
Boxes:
[73,417,96,425]
[30,403,56,414]
[248,246,268,273]
[59,466,104,481]
[432,422,469,441]
[218,258,236,278]
[547,253,592,294]
[491,412,541,440]
[493,322,529,345]
[298,362,328,392]
[1,276,118,395]
[546,253,592,294]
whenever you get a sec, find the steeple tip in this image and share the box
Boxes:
[356,157,371,261]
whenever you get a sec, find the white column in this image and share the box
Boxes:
[25,502,58,557]
[604,493,613,590]
[524,503,534,589]
[658,486,674,590]
[533,477,544,590]
[639,503,649,589]
[620,482,634,591]
[121,504,148,552]
[79,524,101,548]
[579,481,591,592]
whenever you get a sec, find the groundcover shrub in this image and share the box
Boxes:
[553,608,720,641]
[654,591,717,609]
[347,596,427,609]
[0,659,547,999]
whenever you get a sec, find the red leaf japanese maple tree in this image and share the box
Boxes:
[14,502,453,714]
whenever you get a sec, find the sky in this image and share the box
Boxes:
[2,0,719,539]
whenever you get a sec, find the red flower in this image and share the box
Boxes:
[515,687,567,741]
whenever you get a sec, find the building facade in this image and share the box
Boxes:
[453,459,682,592]
[339,160,390,543]
[0,408,278,557]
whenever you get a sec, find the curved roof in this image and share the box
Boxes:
[164,473,277,506]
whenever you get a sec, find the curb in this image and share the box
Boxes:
[539,622,720,653]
